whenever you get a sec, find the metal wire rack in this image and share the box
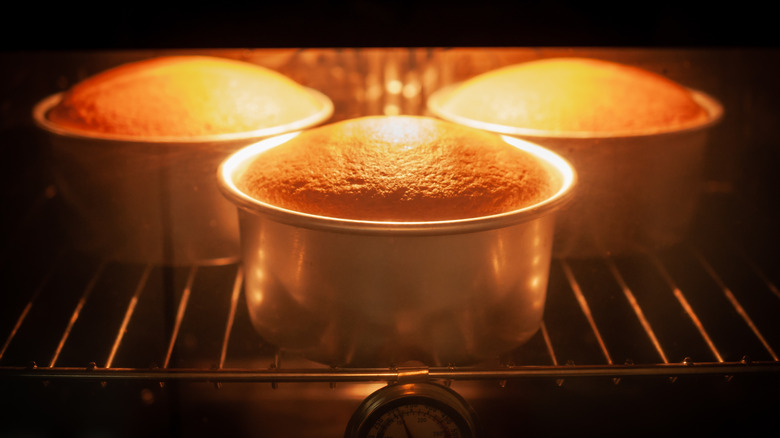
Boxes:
[2,184,778,385]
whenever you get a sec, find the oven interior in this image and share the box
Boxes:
[1,48,779,437]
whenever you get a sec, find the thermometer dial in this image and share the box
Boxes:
[345,383,480,438]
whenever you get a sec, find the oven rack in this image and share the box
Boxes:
[3,360,780,384]
[1,186,779,387]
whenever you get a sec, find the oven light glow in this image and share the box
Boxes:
[383,103,400,115]
[386,79,403,94]
[491,253,501,276]
[250,289,263,305]
[402,82,420,98]
[250,267,266,305]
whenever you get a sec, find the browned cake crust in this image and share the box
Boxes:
[47,56,323,138]
[438,57,709,134]
[238,116,556,222]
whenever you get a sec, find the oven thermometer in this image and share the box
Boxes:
[345,382,480,438]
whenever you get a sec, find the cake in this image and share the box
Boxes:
[47,55,326,138]
[432,57,710,135]
[237,115,556,222]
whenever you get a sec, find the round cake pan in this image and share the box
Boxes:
[218,133,576,367]
[33,90,333,265]
[428,86,723,258]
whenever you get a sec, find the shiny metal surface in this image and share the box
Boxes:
[218,133,575,367]
[4,361,780,382]
[32,90,333,265]
[344,382,480,438]
[428,86,723,258]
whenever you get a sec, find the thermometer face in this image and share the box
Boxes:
[345,383,479,438]
[365,398,466,438]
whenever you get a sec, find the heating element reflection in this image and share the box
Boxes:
[251,267,265,306]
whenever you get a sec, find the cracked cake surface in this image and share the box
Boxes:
[238,115,556,222]
[436,57,709,135]
[48,56,324,138]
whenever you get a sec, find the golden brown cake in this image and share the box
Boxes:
[47,56,325,138]
[238,115,556,222]
[435,57,709,134]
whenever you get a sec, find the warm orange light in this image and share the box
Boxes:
[430,57,710,137]
[226,116,565,223]
[46,56,332,140]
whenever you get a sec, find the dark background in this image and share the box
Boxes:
[4,1,776,50]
